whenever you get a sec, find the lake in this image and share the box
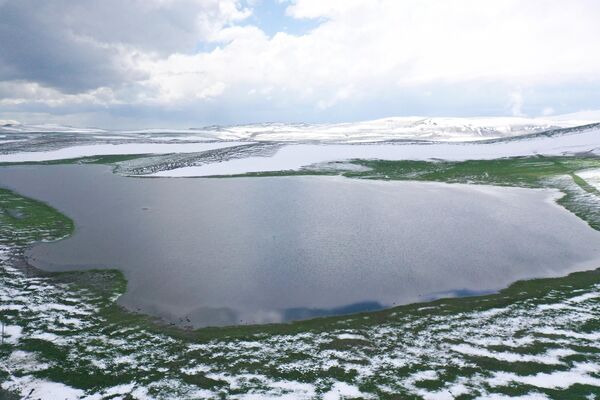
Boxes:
[1,164,600,327]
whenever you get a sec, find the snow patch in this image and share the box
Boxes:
[0,142,250,162]
[323,382,368,400]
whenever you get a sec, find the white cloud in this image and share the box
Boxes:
[542,106,555,116]
[509,91,525,117]
[140,0,600,106]
[2,0,600,126]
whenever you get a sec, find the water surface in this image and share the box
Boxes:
[1,164,600,327]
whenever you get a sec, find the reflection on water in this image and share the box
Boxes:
[422,288,495,302]
[283,301,385,321]
[1,164,600,328]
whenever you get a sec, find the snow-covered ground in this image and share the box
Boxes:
[576,168,600,191]
[0,122,104,134]
[185,116,593,143]
[153,125,600,177]
[0,142,249,163]
[2,115,600,176]
[2,114,599,142]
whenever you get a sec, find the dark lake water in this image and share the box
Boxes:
[2,164,600,327]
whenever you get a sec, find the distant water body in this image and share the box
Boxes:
[1,164,600,327]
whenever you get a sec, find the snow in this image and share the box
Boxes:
[181,365,211,375]
[2,117,599,172]
[129,135,215,142]
[551,109,600,122]
[0,123,104,133]
[2,376,85,400]
[83,382,138,399]
[534,328,600,341]
[337,333,366,340]
[322,382,368,400]
[420,386,471,400]
[29,332,61,342]
[30,302,91,314]
[450,343,574,364]
[0,142,250,162]
[0,139,28,144]
[2,114,598,142]
[1,325,22,344]
[154,126,600,176]
[576,169,600,191]
[488,363,600,389]
[475,394,549,400]
[567,291,600,303]
[202,116,587,143]
[411,370,438,381]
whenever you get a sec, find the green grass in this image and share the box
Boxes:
[0,188,74,246]
[345,156,600,186]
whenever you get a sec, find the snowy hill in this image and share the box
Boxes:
[191,116,592,142]
[2,114,600,143]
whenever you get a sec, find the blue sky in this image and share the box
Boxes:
[0,0,599,128]
[249,0,321,37]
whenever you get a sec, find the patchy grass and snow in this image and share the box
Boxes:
[152,125,600,177]
[0,142,250,163]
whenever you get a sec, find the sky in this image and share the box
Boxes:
[0,0,599,129]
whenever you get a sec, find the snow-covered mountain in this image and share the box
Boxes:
[193,116,594,142]
[0,122,105,134]
[2,114,600,143]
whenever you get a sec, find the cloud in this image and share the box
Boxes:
[0,0,249,92]
[1,0,600,127]
[509,91,525,117]
[143,0,600,105]
[542,107,555,116]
